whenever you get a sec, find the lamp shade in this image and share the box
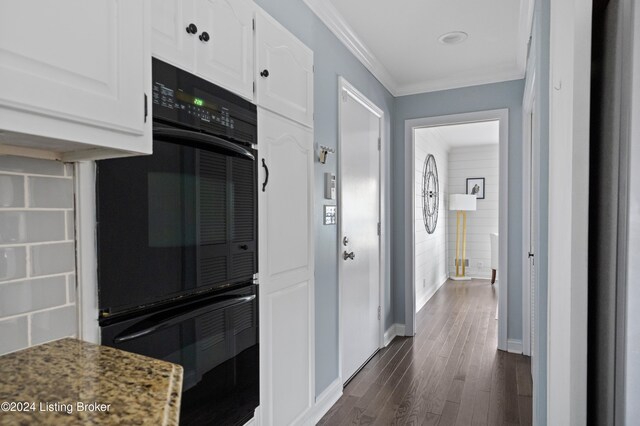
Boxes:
[449,194,477,211]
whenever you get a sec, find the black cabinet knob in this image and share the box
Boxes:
[199,31,210,42]
[260,69,269,78]
[186,23,198,34]
[240,244,249,251]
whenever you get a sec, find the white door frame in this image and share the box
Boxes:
[337,76,386,386]
[547,0,591,423]
[404,109,509,351]
[522,68,536,358]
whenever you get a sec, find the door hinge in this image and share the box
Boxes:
[378,137,381,150]
[252,18,255,30]
[144,93,148,123]
[377,222,381,236]
[253,81,255,93]
[378,306,381,320]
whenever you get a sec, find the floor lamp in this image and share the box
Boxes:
[449,194,477,280]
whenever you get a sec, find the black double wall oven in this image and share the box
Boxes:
[97,59,258,426]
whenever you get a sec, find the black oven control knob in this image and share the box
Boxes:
[186,23,198,34]
[199,32,210,42]
[260,69,269,78]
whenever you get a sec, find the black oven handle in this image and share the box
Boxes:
[153,126,255,161]
[113,294,256,344]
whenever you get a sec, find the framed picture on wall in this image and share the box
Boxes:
[466,177,485,199]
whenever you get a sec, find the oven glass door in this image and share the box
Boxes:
[97,135,257,314]
[101,285,259,425]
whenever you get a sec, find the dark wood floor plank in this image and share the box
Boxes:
[471,389,490,425]
[454,377,478,426]
[371,297,461,426]
[503,353,520,423]
[515,356,533,397]
[438,401,460,426]
[422,298,479,417]
[518,395,533,426]
[487,350,506,425]
[395,297,472,424]
[318,279,532,426]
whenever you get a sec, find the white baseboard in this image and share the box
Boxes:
[384,323,406,346]
[416,275,448,313]
[310,378,342,424]
[507,339,523,354]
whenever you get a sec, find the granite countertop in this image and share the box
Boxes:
[0,338,183,425]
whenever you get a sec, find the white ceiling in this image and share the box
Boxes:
[304,0,533,96]
[416,121,499,150]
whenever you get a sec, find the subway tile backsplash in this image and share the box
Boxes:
[0,155,77,355]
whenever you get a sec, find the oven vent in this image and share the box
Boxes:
[201,257,227,286]
[231,252,254,279]
[199,151,227,245]
[198,310,225,350]
[233,302,254,335]
[231,157,255,242]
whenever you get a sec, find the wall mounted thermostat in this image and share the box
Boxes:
[323,205,337,225]
[324,173,336,200]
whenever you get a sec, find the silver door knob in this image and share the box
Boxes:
[343,251,355,261]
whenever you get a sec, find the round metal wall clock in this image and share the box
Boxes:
[422,154,439,234]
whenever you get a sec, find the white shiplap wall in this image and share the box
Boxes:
[447,145,499,279]
[414,130,448,312]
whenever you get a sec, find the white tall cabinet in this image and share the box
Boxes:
[254,7,315,425]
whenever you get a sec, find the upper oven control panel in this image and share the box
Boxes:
[151,58,257,146]
[152,82,236,130]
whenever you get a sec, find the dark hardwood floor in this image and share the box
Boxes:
[318,279,532,426]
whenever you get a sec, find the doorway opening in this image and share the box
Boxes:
[404,110,509,351]
[337,77,386,385]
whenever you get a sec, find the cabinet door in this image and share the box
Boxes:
[151,0,196,72]
[258,109,314,425]
[0,0,146,137]
[195,0,254,100]
[256,12,314,128]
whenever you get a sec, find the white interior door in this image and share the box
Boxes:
[258,108,314,426]
[339,84,381,383]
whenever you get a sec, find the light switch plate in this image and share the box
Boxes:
[323,205,337,225]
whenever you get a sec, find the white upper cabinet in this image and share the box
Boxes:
[0,0,151,161]
[195,0,254,100]
[151,0,196,71]
[255,11,314,128]
[151,0,255,100]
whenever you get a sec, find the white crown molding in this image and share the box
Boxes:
[304,0,532,97]
[394,68,525,97]
[302,0,398,95]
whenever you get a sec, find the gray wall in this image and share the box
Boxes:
[254,0,396,395]
[0,156,78,356]
[392,80,525,341]
[528,0,550,423]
